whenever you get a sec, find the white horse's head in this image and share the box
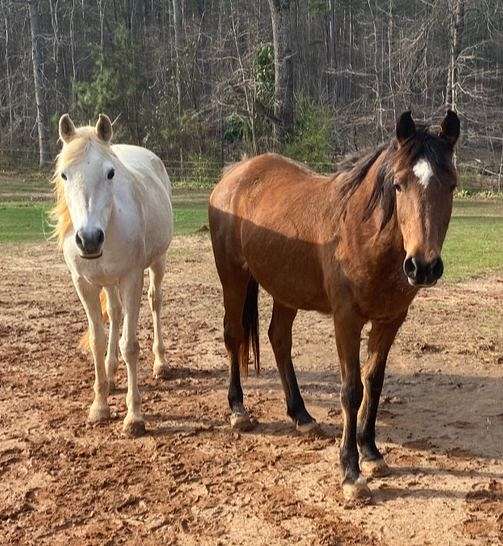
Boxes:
[56,114,116,259]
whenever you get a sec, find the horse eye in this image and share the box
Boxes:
[393,182,402,192]
[107,168,115,180]
[61,173,67,181]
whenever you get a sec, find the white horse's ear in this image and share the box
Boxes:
[59,114,76,144]
[96,114,113,143]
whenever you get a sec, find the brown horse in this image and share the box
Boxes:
[208,110,460,500]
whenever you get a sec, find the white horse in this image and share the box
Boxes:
[52,113,173,436]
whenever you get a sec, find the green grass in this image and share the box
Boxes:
[0,191,210,242]
[172,191,209,235]
[0,192,502,282]
[442,210,503,281]
[0,202,52,243]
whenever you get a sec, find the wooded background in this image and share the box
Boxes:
[1,0,502,187]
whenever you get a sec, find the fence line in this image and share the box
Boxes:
[1,147,501,192]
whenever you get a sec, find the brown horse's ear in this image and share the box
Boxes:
[439,110,460,147]
[95,114,113,143]
[396,111,416,145]
[59,114,76,144]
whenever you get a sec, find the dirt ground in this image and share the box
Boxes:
[0,237,502,545]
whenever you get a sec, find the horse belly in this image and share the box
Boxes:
[143,190,173,265]
[242,229,330,313]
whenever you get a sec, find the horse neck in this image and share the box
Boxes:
[342,153,404,262]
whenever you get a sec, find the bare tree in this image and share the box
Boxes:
[28,0,50,166]
[268,0,294,145]
[172,0,183,118]
[445,0,465,110]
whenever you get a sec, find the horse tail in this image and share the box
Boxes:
[79,289,108,352]
[239,277,260,376]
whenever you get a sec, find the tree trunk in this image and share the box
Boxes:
[2,0,14,148]
[445,0,465,110]
[267,0,294,145]
[172,0,183,118]
[28,0,50,167]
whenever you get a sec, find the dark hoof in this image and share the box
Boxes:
[361,458,391,478]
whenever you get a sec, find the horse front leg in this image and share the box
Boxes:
[119,271,145,437]
[333,312,370,501]
[357,314,406,477]
[74,277,110,424]
[104,286,122,393]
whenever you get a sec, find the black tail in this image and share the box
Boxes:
[240,277,260,376]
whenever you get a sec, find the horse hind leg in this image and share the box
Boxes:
[148,254,170,379]
[268,301,317,433]
[223,275,258,432]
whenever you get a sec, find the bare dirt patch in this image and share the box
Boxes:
[0,238,502,545]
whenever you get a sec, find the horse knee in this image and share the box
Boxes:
[223,319,244,350]
[89,323,106,351]
[108,303,122,324]
[119,337,140,361]
[341,381,363,413]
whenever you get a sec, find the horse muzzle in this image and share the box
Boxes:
[403,255,443,287]
[75,228,104,259]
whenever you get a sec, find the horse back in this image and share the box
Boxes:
[209,153,335,313]
[113,144,173,263]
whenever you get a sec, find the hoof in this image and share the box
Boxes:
[230,412,257,432]
[123,417,146,437]
[88,404,111,424]
[361,458,391,478]
[153,363,170,380]
[342,476,372,502]
[296,418,319,434]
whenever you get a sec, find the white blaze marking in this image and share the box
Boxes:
[413,158,433,188]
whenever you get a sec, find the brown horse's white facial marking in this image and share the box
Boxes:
[412,159,433,188]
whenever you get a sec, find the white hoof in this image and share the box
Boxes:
[361,458,391,478]
[230,412,257,432]
[296,419,319,434]
[123,415,146,437]
[342,476,372,501]
[153,363,170,379]
[88,403,111,424]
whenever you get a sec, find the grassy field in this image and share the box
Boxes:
[0,172,502,281]
[0,191,209,242]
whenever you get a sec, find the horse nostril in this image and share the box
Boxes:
[96,229,104,246]
[430,257,444,280]
[403,256,417,279]
[75,230,84,251]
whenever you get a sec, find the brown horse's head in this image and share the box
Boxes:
[389,110,460,286]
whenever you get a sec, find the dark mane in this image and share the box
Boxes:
[336,127,454,229]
